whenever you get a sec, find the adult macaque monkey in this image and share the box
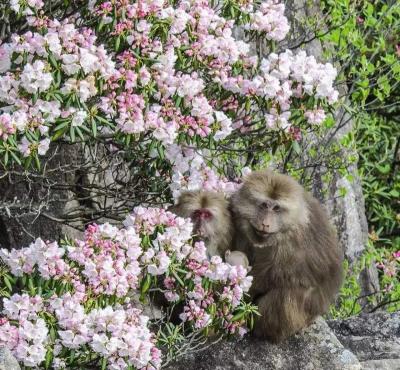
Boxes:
[230,169,343,343]
[169,191,232,257]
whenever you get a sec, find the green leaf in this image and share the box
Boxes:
[34,154,41,170]
[50,326,56,341]
[231,310,245,321]
[92,119,97,137]
[55,68,62,88]
[75,127,85,141]
[376,164,390,174]
[172,270,184,286]
[28,277,36,295]
[9,150,22,165]
[97,19,105,32]
[48,53,58,69]
[157,145,165,159]
[54,121,70,132]
[291,140,301,155]
[95,115,111,126]
[175,96,182,108]
[45,349,53,369]
[52,127,68,141]
[115,36,121,52]
[70,126,76,142]
[140,274,152,295]
[3,275,12,292]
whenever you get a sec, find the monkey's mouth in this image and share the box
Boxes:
[252,225,274,237]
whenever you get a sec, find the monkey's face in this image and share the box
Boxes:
[254,199,284,235]
[169,190,230,243]
[231,170,309,245]
[242,196,286,240]
[191,208,215,241]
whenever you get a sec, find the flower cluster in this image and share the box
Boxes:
[305,108,327,125]
[49,295,162,370]
[165,144,239,199]
[0,207,255,368]
[218,49,338,132]
[178,251,252,334]
[10,0,44,16]
[0,238,67,278]
[0,0,339,199]
[0,113,16,140]
[0,18,115,158]
[376,250,400,280]
[0,294,48,367]
[244,0,290,41]
[68,223,142,297]
[98,5,240,145]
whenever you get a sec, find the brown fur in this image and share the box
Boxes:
[230,169,343,343]
[169,191,233,257]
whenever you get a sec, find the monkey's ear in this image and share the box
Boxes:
[247,266,252,272]
[225,249,231,258]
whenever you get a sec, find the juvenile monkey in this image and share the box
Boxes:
[225,250,251,271]
[169,190,232,257]
[156,190,233,323]
[230,169,343,343]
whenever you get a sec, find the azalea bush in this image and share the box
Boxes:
[0,207,255,369]
[0,0,339,199]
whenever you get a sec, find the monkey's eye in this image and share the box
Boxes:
[261,202,269,209]
[272,205,281,212]
[193,209,213,220]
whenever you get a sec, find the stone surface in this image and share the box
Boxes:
[167,318,361,370]
[361,359,400,370]
[0,347,20,370]
[328,312,400,363]
[0,143,80,250]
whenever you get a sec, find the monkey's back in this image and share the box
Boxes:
[303,193,343,296]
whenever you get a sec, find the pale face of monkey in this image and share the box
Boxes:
[252,198,285,236]
[168,191,232,257]
[231,169,309,245]
[242,196,287,239]
[191,208,214,240]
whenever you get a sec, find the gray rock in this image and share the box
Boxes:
[167,318,361,370]
[361,359,400,370]
[0,347,20,370]
[328,312,400,362]
[0,143,80,250]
